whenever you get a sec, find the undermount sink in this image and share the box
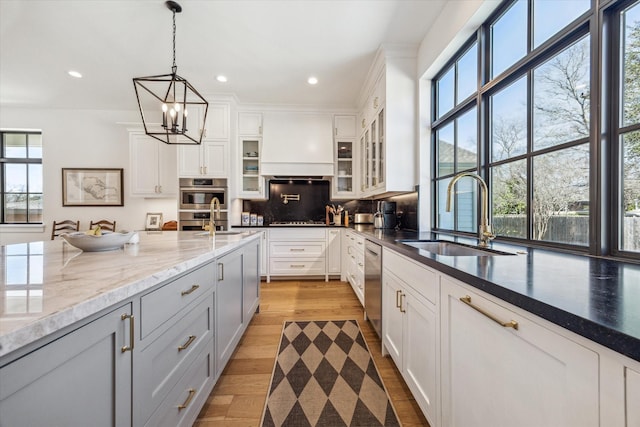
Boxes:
[194,231,242,236]
[399,240,515,256]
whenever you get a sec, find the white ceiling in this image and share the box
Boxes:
[0,0,448,111]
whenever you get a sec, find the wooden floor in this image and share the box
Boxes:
[194,279,429,427]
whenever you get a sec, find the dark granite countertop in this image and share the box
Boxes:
[230,223,640,361]
[350,226,640,363]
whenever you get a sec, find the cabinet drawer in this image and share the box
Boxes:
[269,228,326,240]
[138,296,213,424]
[144,344,213,427]
[383,249,437,305]
[269,259,326,275]
[269,241,326,258]
[141,262,215,338]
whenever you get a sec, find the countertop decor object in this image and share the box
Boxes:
[132,0,208,145]
[62,231,135,252]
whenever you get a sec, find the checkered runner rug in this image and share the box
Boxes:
[260,320,401,427]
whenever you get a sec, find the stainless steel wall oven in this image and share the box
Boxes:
[179,178,228,231]
[179,178,227,210]
[179,211,228,231]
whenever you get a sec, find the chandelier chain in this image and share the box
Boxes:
[172,8,177,72]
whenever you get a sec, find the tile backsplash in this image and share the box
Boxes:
[242,180,419,230]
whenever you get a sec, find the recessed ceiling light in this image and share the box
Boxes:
[307,76,318,85]
[216,75,228,83]
[68,70,82,78]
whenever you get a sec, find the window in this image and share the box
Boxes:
[432,0,639,260]
[617,0,640,253]
[1,131,43,224]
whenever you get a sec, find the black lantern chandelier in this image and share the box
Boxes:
[133,1,208,145]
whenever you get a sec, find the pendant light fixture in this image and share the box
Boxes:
[133,1,208,145]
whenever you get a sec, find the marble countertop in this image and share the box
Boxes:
[351,226,640,363]
[0,230,260,358]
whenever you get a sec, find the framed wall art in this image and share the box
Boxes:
[62,168,124,207]
[145,212,163,231]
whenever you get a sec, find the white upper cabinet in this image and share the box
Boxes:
[130,132,178,197]
[203,103,230,140]
[333,115,357,199]
[334,115,357,138]
[238,112,263,136]
[178,141,228,178]
[357,48,416,197]
[178,102,230,177]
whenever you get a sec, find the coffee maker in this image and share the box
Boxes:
[381,201,397,229]
[375,201,397,229]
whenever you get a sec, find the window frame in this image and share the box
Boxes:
[1,130,44,225]
[431,0,640,261]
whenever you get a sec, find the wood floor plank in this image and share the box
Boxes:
[195,279,430,426]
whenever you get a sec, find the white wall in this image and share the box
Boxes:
[0,107,178,244]
[415,0,501,232]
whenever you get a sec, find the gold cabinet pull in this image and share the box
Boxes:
[395,289,402,308]
[178,335,196,352]
[399,293,406,313]
[460,295,518,330]
[181,284,200,296]
[290,264,305,268]
[178,388,196,411]
[121,313,135,353]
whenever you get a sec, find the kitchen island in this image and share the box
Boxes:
[0,230,261,427]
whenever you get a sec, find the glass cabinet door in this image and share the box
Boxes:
[336,140,353,193]
[377,108,385,187]
[241,138,262,195]
[371,120,378,186]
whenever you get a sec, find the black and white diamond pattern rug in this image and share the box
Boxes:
[260,320,401,427]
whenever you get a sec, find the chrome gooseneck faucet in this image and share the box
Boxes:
[203,197,221,236]
[446,172,495,247]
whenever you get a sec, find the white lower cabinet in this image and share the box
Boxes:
[268,228,328,281]
[0,303,133,426]
[382,249,438,426]
[343,230,364,305]
[627,367,640,427]
[327,229,341,275]
[440,275,599,427]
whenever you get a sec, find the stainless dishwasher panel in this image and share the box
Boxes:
[364,240,382,338]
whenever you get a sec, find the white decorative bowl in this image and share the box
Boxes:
[62,231,135,252]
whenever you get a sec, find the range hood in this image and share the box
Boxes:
[261,111,334,177]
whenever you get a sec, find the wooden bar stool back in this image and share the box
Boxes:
[51,220,80,240]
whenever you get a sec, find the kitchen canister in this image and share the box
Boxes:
[241,212,250,226]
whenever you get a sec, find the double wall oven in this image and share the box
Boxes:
[179,178,228,231]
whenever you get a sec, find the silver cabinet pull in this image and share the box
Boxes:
[290,264,305,268]
[181,284,200,296]
[290,248,305,252]
[218,263,224,281]
[121,313,134,353]
[460,295,518,330]
[396,290,402,309]
[178,335,196,352]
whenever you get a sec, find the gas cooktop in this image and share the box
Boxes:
[269,221,326,226]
